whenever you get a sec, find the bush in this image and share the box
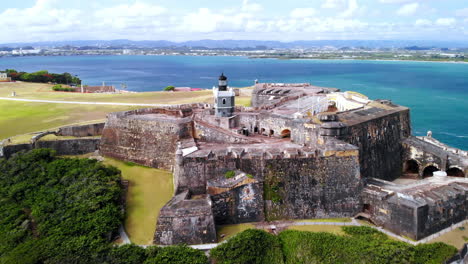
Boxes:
[108,244,147,264]
[144,245,208,264]
[224,170,235,179]
[412,243,458,264]
[342,225,388,240]
[0,149,123,263]
[210,229,284,264]
[164,85,175,91]
[52,84,75,92]
[246,174,254,179]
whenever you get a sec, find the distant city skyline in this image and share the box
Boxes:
[1,0,468,43]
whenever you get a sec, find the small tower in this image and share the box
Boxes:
[213,73,235,117]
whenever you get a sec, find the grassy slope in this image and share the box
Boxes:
[0,82,252,140]
[103,158,174,245]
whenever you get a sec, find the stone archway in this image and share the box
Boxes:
[280,129,291,138]
[423,165,439,178]
[404,160,419,174]
[446,167,465,178]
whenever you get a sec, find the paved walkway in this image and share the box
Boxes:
[0,97,170,107]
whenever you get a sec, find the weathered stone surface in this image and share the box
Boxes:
[57,123,105,137]
[207,172,264,224]
[154,190,216,245]
[100,107,195,170]
[363,177,468,240]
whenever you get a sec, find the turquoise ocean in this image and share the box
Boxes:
[0,55,467,149]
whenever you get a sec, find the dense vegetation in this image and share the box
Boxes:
[0,149,208,264]
[211,227,458,264]
[3,69,81,85]
[52,84,75,92]
[0,150,458,264]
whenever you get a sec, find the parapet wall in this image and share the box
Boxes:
[57,123,105,137]
[100,107,195,170]
[1,139,100,158]
[176,143,363,220]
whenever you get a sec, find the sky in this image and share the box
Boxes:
[0,0,467,43]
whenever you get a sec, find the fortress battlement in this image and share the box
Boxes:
[97,74,467,245]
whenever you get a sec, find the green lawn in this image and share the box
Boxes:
[216,223,256,242]
[0,82,253,140]
[287,225,345,235]
[103,158,174,245]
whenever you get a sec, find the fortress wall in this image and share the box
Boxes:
[100,113,193,170]
[210,181,265,225]
[363,181,468,240]
[177,149,362,220]
[194,121,254,144]
[1,143,34,158]
[1,139,100,158]
[36,139,100,155]
[403,136,468,177]
[57,123,105,137]
[342,109,411,181]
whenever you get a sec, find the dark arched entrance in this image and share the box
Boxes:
[404,160,419,174]
[446,167,465,178]
[423,165,438,178]
[281,129,291,138]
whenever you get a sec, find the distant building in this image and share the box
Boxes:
[0,73,11,82]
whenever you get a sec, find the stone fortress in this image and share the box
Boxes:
[95,74,467,244]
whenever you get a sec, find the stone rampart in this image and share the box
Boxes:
[340,107,411,181]
[100,107,195,170]
[154,190,216,245]
[1,139,100,158]
[57,123,105,137]
[176,142,363,220]
[207,173,265,224]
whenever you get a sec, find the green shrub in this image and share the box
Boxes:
[246,174,254,179]
[52,84,75,92]
[0,149,123,263]
[412,242,457,264]
[108,244,147,264]
[225,170,235,179]
[144,245,208,264]
[164,85,175,91]
[210,229,284,264]
[342,226,388,240]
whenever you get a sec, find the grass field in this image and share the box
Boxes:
[103,158,174,245]
[429,223,468,249]
[0,82,253,140]
[287,225,345,235]
[216,223,255,242]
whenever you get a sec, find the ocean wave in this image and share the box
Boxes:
[439,132,468,138]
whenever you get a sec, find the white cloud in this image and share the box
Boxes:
[435,18,456,26]
[455,8,468,17]
[415,19,431,27]
[321,0,344,9]
[396,3,419,16]
[379,0,416,3]
[340,0,359,18]
[290,8,317,18]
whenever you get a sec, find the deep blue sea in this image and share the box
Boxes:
[0,55,467,149]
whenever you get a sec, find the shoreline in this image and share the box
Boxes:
[250,56,468,64]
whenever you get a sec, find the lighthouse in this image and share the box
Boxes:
[213,73,235,117]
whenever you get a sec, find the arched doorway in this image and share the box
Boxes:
[281,129,291,138]
[404,160,419,174]
[446,167,465,178]
[269,130,274,136]
[423,165,438,178]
